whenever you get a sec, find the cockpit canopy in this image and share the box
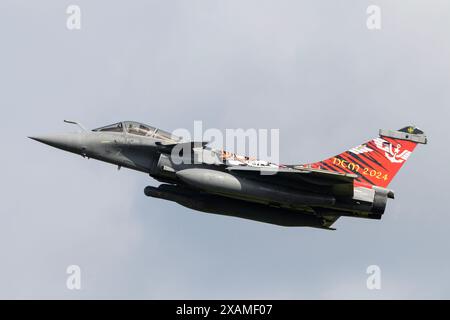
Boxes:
[123,121,156,136]
[93,121,181,142]
[92,122,124,133]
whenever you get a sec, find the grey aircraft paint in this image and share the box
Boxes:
[30,120,426,230]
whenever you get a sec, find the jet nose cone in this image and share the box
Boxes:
[29,133,83,153]
[28,135,51,144]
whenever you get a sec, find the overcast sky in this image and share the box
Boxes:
[1,0,449,299]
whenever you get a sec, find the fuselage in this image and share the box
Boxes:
[33,120,430,229]
[30,121,386,223]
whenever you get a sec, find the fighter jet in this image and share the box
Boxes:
[30,121,427,230]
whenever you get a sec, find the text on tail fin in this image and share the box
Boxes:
[306,126,427,188]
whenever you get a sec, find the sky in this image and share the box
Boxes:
[0,0,449,299]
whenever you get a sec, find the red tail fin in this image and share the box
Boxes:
[307,126,427,188]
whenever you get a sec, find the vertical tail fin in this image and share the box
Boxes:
[306,126,427,188]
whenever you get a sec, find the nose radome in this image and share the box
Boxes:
[29,133,83,153]
[28,135,54,145]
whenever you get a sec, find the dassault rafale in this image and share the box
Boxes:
[30,121,427,230]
